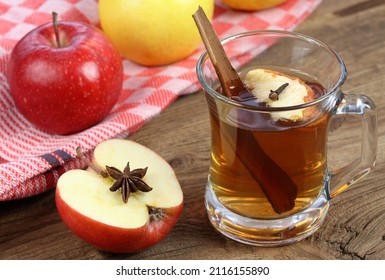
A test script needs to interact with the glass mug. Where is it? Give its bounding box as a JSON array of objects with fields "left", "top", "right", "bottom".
[{"left": 196, "top": 30, "right": 377, "bottom": 246}]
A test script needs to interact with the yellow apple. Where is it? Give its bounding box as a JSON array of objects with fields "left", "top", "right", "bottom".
[
  {"left": 221, "top": 0, "right": 288, "bottom": 11},
  {"left": 99, "top": 0, "right": 214, "bottom": 66}
]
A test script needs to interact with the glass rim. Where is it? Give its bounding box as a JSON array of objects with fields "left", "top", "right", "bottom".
[{"left": 196, "top": 30, "right": 347, "bottom": 111}]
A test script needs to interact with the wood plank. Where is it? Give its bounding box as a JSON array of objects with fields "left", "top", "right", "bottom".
[{"left": 1, "top": 0, "right": 384, "bottom": 260}]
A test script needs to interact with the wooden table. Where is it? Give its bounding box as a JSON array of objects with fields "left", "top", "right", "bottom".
[{"left": 1, "top": 0, "right": 384, "bottom": 260}]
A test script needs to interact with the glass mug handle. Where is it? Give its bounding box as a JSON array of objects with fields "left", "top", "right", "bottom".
[{"left": 328, "top": 93, "right": 377, "bottom": 198}]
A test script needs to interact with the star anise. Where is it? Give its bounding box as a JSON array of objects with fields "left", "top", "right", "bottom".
[{"left": 106, "top": 162, "right": 152, "bottom": 203}]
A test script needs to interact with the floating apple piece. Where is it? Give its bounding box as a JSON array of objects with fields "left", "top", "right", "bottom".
[
  {"left": 7, "top": 12, "right": 123, "bottom": 134},
  {"left": 244, "top": 69, "right": 316, "bottom": 121},
  {"left": 55, "top": 139, "right": 183, "bottom": 253}
]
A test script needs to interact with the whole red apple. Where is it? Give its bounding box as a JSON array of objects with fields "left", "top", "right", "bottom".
[
  {"left": 56, "top": 139, "right": 184, "bottom": 253},
  {"left": 7, "top": 13, "right": 123, "bottom": 134}
]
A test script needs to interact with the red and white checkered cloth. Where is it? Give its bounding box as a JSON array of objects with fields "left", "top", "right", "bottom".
[{"left": 0, "top": 0, "right": 321, "bottom": 201}]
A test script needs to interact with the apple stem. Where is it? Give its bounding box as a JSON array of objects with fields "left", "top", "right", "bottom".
[
  {"left": 52, "top": 11, "right": 61, "bottom": 48},
  {"left": 76, "top": 146, "right": 109, "bottom": 178}
]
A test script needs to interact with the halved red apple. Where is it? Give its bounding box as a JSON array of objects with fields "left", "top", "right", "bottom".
[{"left": 55, "top": 139, "right": 183, "bottom": 253}]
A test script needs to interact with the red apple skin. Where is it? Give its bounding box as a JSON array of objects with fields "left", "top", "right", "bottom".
[
  {"left": 55, "top": 187, "right": 184, "bottom": 253},
  {"left": 7, "top": 20, "right": 123, "bottom": 135}
]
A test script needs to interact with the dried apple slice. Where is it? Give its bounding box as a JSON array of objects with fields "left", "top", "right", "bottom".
[{"left": 244, "top": 68, "right": 317, "bottom": 121}]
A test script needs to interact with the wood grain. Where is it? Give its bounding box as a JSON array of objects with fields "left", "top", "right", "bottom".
[{"left": 1, "top": 0, "right": 385, "bottom": 260}]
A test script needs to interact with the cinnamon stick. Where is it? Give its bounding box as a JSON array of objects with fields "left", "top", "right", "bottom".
[{"left": 193, "top": 7, "right": 297, "bottom": 213}]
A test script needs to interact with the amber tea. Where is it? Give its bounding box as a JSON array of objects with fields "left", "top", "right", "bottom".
[{"left": 207, "top": 68, "right": 329, "bottom": 219}]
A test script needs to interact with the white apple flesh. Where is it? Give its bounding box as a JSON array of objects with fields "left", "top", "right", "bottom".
[
  {"left": 56, "top": 139, "right": 183, "bottom": 253},
  {"left": 244, "top": 69, "right": 316, "bottom": 121}
]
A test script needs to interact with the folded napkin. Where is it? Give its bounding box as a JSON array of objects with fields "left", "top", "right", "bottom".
[{"left": 0, "top": 0, "right": 321, "bottom": 201}]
